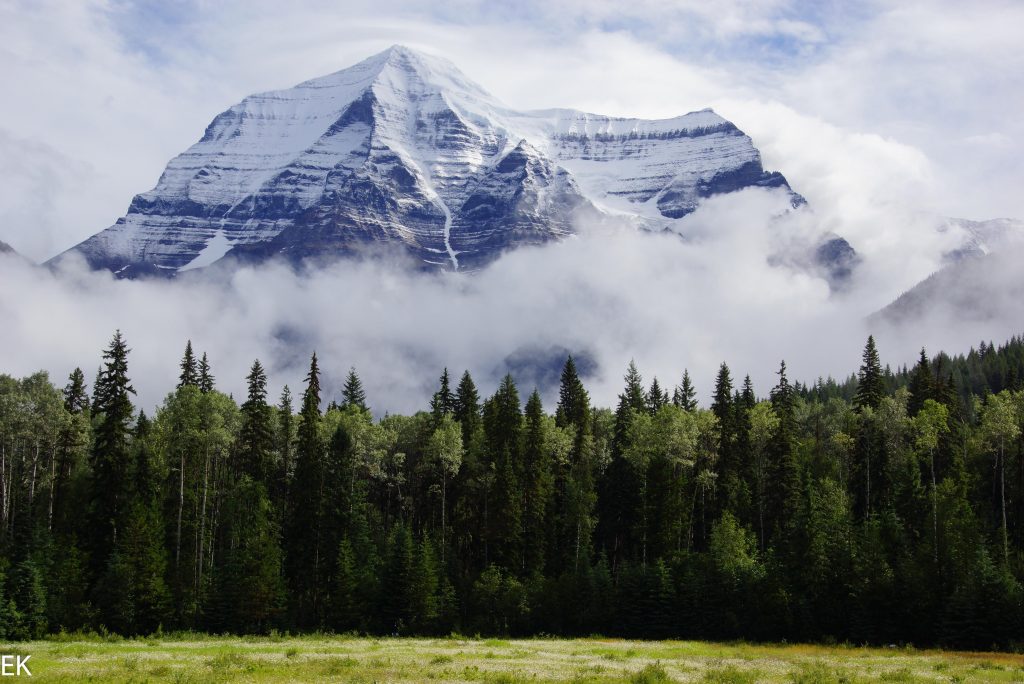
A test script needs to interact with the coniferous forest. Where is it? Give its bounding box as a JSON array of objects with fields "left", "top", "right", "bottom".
[{"left": 1, "top": 332, "right": 1024, "bottom": 649}]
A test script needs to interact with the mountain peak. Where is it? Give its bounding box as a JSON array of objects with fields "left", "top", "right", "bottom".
[
  {"left": 53, "top": 47, "right": 823, "bottom": 279},
  {"left": 292, "top": 44, "right": 493, "bottom": 104}
]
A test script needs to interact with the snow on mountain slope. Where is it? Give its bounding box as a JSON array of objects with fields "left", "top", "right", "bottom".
[
  {"left": 872, "top": 217, "right": 1024, "bottom": 327},
  {"left": 52, "top": 45, "right": 823, "bottom": 277}
]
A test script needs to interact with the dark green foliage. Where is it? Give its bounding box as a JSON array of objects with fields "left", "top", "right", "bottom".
[
  {"left": 209, "top": 477, "right": 284, "bottom": 633},
  {"left": 554, "top": 356, "right": 596, "bottom": 574},
  {"left": 95, "top": 500, "right": 170, "bottom": 634},
  {"left": 88, "top": 330, "right": 135, "bottom": 578},
  {"left": 598, "top": 360, "right": 648, "bottom": 567},
  {"left": 522, "top": 390, "right": 552, "bottom": 577},
  {"left": 178, "top": 340, "right": 198, "bottom": 389},
  {"left": 275, "top": 385, "right": 295, "bottom": 505},
  {"left": 647, "top": 377, "right": 668, "bottom": 413},
  {"left": 341, "top": 367, "right": 368, "bottom": 412},
  {"left": 673, "top": 369, "right": 697, "bottom": 411},
  {"left": 64, "top": 367, "right": 89, "bottom": 413},
  {"left": 430, "top": 368, "right": 454, "bottom": 423},
  {"left": 239, "top": 359, "right": 275, "bottom": 483},
  {"left": 855, "top": 336, "right": 885, "bottom": 411},
  {"left": 2, "top": 330, "right": 1024, "bottom": 649},
  {"left": 198, "top": 352, "right": 215, "bottom": 393},
  {"left": 454, "top": 370, "right": 481, "bottom": 438},
  {"left": 284, "top": 353, "right": 327, "bottom": 628},
  {"left": 907, "top": 349, "right": 935, "bottom": 417},
  {"left": 485, "top": 375, "right": 524, "bottom": 570}
]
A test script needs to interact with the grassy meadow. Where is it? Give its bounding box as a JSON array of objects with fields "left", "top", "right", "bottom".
[{"left": 1, "top": 635, "right": 1022, "bottom": 683}]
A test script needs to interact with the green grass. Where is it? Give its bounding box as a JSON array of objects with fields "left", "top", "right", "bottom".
[{"left": 0, "top": 635, "right": 1020, "bottom": 682}]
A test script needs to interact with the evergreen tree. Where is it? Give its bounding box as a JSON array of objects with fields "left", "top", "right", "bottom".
[
  {"left": 331, "top": 538, "right": 360, "bottom": 632},
  {"left": 275, "top": 385, "right": 295, "bottom": 505},
  {"left": 485, "top": 374, "right": 524, "bottom": 569},
  {"left": 712, "top": 363, "right": 741, "bottom": 523},
  {"left": 53, "top": 369, "right": 90, "bottom": 537},
  {"left": 454, "top": 370, "right": 481, "bottom": 439},
  {"left": 285, "top": 353, "right": 327, "bottom": 628},
  {"left": 712, "top": 364, "right": 735, "bottom": 423},
  {"left": 88, "top": 330, "right": 136, "bottom": 578},
  {"left": 380, "top": 524, "right": 415, "bottom": 633},
  {"left": 740, "top": 375, "right": 756, "bottom": 410},
  {"left": 673, "top": 370, "right": 697, "bottom": 411},
  {"left": 556, "top": 356, "right": 589, "bottom": 429},
  {"left": 613, "top": 361, "right": 647, "bottom": 451},
  {"left": 522, "top": 390, "right": 552, "bottom": 576},
  {"left": 647, "top": 378, "right": 668, "bottom": 414},
  {"left": 198, "top": 352, "right": 215, "bottom": 393},
  {"left": 855, "top": 336, "right": 884, "bottom": 411},
  {"left": 430, "top": 368, "right": 454, "bottom": 424},
  {"left": 211, "top": 477, "right": 285, "bottom": 633},
  {"left": 599, "top": 361, "right": 647, "bottom": 566},
  {"left": 341, "top": 367, "right": 368, "bottom": 412},
  {"left": 767, "top": 361, "right": 800, "bottom": 550},
  {"left": 554, "top": 356, "right": 596, "bottom": 573},
  {"left": 907, "top": 349, "right": 935, "bottom": 417},
  {"left": 64, "top": 368, "right": 89, "bottom": 413},
  {"left": 239, "top": 359, "right": 275, "bottom": 483},
  {"left": 178, "top": 341, "right": 198, "bottom": 389}
]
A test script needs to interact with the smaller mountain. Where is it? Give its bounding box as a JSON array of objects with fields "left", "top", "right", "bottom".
[
  {"left": 872, "top": 217, "right": 1024, "bottom": 327},
  {"left": 0, "top": 240, "right": 31, "bottom": 264}
]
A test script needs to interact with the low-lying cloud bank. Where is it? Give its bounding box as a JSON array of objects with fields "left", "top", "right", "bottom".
[{"left": 1, "top": 189, "right": 1020, "bottom": 415}]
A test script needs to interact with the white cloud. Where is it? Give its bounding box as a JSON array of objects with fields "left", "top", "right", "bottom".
[{"left": 0, "top": 0, "right": 1021, "bottom": 411}]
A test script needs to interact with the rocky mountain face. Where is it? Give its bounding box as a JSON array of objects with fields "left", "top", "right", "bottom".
[{"left": 52, "top": 45, "right": 842, "bottom": 277}]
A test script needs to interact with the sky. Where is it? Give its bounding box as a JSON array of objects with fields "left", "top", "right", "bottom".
[{"left": 0, "top": 0, "right": 1022, "bottom": 412}]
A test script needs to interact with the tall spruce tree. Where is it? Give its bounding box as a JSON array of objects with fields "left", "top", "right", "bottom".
[
  {"left": 285, "top": 353, "right": 327, "bottom": 628},
  {"left": 454, "top": 370, "right": 481, "bottom": 439},
  {"left": 855, "top": 336, "right": 884, "bottom": 411},
  {"left": 712, "top": 363, "right": 741, "bottom": 523},
  {"left": 53, "top": 369, "right": 90, "bottom": 536},
  {"left": 341, "top": 367, "right": 368, "bottom": 412},
  {"left": 522, "top": 390, "right": 552, "bottom": 576},
  {"left": 740, "top": 375, "right": 756, "bottom": 410},
  {"left": 275, "top": 385, "right": 295, "bottom": 505},
  {"left": 908, "top": 349, "right": 935, "bottom": 417},
  {"left": 647, "top": 378, "right": 668, "bottom": 414},
  {"left": 88, "top": 330, "right": 136, "bottom": 578},
  {"left": 554, "top": 355, "right": 595, "bottom": 572},
  {"left": 556, "top": 357, "right": 589, "bottom": 429},
  {"left": 767, "top": 360, "right": 800, "bottom": 549},
  {"left": 96, "top": 411, "right": 170, "bottom": 634},
  {"left": 599, "top": 361, "right": 648, "bottom": 566},
  {"left": 485, "top": 374, "right": 524, "bottom": 569},
  {"left": 198, "top": 352, "right": 215, "bottom": 393},
  {"left": 430, "top": 368, "right": 455, "bottom": 424},
  {"left": 673, "top": 370, "right": 697, "bottom": 411},
  {"left": 178, "top": 341, "right": 198, "bottom": 388},
  {"left": 239, "top": 360, "right": 275, "bottom": 483}
]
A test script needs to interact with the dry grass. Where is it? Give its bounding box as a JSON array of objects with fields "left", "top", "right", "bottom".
[{"left": 1, "top": 635, "right": 1021, "bottom": 682}]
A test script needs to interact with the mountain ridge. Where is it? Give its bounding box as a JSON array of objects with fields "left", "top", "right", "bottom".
[{"left": 52, "top": 45, "right": 831, "bottom": 278}]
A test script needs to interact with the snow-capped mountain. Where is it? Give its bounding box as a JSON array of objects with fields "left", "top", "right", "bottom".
[{"left": 52, "top": 45, "right": 835, "bottom": 277}]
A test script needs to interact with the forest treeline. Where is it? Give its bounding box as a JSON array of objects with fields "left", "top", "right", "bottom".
[{"left": 1, "top": 333, "right": 1023, "bottom": 648}]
